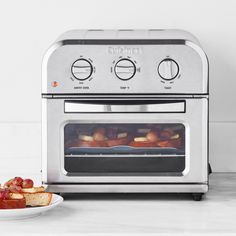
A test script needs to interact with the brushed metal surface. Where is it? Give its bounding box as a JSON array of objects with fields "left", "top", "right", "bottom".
[
  {"left": 45, "top": 184, "right": 208, "bottom": 193},
  {"left": 42, "top": 30, "right": 208, "bottom": 95},
  {"left": 42, "top": 97, "right": 208, "bottom": 185}
]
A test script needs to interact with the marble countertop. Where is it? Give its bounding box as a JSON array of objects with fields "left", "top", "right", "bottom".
[{"left": 0, "top": 173, "right": 235, "bottom": 235}]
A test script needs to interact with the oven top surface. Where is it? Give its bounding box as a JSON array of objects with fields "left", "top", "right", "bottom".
[{"left": 42, "top": 29, "right": 208, "bottom": 96}]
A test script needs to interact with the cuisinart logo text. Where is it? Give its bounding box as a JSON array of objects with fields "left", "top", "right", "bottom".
[{"left": 107, "top": 46, "right": 142, "bottom": 55}]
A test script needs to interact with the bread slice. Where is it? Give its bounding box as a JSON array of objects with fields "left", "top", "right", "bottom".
[
  {"left": 21, "top": 186, "right": 45, "bottom": 193},
  {"left": 23, "top": 192, "right": 52, "bottom": 206}
]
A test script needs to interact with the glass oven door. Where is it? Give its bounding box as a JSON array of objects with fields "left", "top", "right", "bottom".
[{"left": 64, "top": 123, "right": 185, "bottom": 175}]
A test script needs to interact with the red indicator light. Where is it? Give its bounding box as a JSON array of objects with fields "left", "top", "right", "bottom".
[{"left": 52, "top": 81, "right": 58, "bottom": 87}]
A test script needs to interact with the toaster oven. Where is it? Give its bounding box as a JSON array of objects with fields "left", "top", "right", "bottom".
[{"left": 42, "top": 29, "right": 209, "bottom": 200}]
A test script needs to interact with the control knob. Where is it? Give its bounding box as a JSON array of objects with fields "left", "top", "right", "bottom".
[
  {"left": 115, "top": 59, "right": 136, "bottom": 80},
  {"left": 71, "top": 59, "right": 93, "bottom": 80},
  {"left": 158, "top": 59, "right": 179, "bottom": 80}
]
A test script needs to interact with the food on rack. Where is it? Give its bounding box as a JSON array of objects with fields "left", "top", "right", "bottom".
[
  {"left": 93, "top": 127, "right": 107, "bottom": 141},
  {"left": 107, "top": 138, "right": 129, "bottom": 147},
  {"left": 128, "top": 126, "right": 182, "bottom": 148},
  {"left": 65, "top": 125, "right": 183, "bottom": 149},
  {"left": 156, "top": 139, "right": 181, "bottom": 148},
  {"left": 129, "top": 129, "right": 160, "bottom": 147},
  {"left": 134, "top": 137, "right": 148, "bottom": 142},
  {"left": 117, "top": 133, "right": 127, "bottom": 139},
  {"left": 157, "top": 133, "right": 181, "bottom": 148},
  {"left": 79, "top": 134, "right": 94, "bottom": 142},
  {"left": 0, "top": 177, "right": 52, "bottom": 209},
  {"left": 170, "top": 134, "right": 180, "bottom": 140},
  {"left": 101, "top": 127, "right": 130, "bottom": 147},
  {"left": 129, "top": 137, "right": 156, "bottom": 147},
  {"left": 93, "top": 132, "right": 106, "bottom": 141},
  {"left": 78, "top": 133, "right": 108, "bottom": 147},
  {"left": 157, "top": 128, "right": 182, "bottom": 148},
  {"left": 146, "top": 130, "right": 160, "bottom": 142},
  {"left": 106, "top": 131, "right": 129, "bottom": 147}
]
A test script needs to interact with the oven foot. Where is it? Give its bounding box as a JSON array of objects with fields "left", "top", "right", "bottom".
[{"left": 192, "top": 193, "right": 203, "bottom": 201}]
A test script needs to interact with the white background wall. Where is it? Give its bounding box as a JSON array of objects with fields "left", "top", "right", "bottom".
[{"left": 0, "top": 0, "right": 236, "bottom": 178}]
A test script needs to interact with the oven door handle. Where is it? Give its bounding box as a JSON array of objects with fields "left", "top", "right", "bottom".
[{"left": 64, "top": 100, "right": 186, "bottom": 113}]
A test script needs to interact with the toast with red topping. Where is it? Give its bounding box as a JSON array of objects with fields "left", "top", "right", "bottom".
[{"left": 1, "top": 177, "right": 52, "bottom": 209}]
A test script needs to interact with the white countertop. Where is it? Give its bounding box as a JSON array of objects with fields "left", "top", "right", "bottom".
[{"left": 0, "top": 173, "right": 236, "bottom": 235}]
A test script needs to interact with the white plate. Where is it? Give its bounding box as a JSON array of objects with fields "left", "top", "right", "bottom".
[{"left": 0, "top": 194, "right": 63, "bottom": 220}]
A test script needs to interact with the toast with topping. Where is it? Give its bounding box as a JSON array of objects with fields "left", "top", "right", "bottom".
[{"left": 1, "top": 177, "right": 52, "bottom": 209}]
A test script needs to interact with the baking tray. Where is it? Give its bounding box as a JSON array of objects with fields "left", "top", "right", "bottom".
[{"left": 65, "top": 146, "right": 184, "bottom": 155}]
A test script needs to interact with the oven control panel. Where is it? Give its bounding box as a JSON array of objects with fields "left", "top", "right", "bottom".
[{"left": 43, "top": 35, "right": 208, "bottom": 94}]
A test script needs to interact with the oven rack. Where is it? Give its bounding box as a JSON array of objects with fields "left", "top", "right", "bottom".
[
  {"left": 65, "top": 146, "right": 184, "bottom": 155},
  {"left": 65, "top": 154, "right": 185, "bottom": 158}
]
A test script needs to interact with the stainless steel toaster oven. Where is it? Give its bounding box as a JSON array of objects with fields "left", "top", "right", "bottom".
[{"left": 42, "top": 29, "right": 209, "bottom": 200}]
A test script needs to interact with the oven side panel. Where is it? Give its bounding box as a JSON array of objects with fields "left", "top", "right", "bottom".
[{"left": 42, "top": 98, "right": 48, "bottom": 183}]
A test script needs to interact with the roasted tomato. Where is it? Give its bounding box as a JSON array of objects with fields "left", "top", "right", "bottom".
[
  {"left": 22, "top": 179, "right": 34, "bottom": 188},
  {"left": 12, "top": 177, "right": 23, "bottom": 187}
]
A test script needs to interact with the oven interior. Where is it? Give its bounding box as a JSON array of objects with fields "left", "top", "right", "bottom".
[{"left": 64, "top": 123, "right": 186, "bottom": 175}]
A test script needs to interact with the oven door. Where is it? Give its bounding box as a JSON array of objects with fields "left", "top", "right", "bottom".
[{"left": 42, "top": 98, "right": 208, "bottom": 184}]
